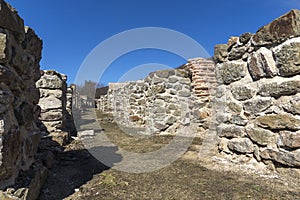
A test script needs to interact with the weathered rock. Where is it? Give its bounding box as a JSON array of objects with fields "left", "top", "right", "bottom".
[
  {"left": 243, "top": 97, "right": 272, "bottom": 115},
  {"left": 155, "top": 70, "right": 175, "bottom": 78},
  {"left": 252, "top": 9, "right": 300, "bottom": 46},
  {"left": 246, "top": 126, "right": 276, "bottom": 146},
  {"left": 217, "top": 124, "right": 245, "bottom": 138},
  {"left": 258, "top": 79, "right": 300, "bottom": 98},
  {"left": 248, "top": 47, "right": 278, "bottom": 80},
  {"left": 231, "top": 85, "right": 256, "bottom": 101},
  {"left": 216, "top": 61, "right": 246, "bottom": 84},
  {"left": 278, "top": 131, "right": 300, "bottom": 149},
  {"left": 214, "top": 44, "right": 228, "bottom": 63},
  {"left": 281, "top": 94, "right": 300, "bottom": 115},
  {"left": 256, "top": 114, "right": 300, "bottom": 131},
  {"left": 228, "top": 45, "right": 248, "bottom": 61},
  {"left": 227, "top": 36, "right": 239, "bottom": 48},
  {"left": 227, "top": 138, "right": 254, "bottom": 154},
  {"left": 39, "top": 96, "right": 62, "bottom": 110},
  {"left": 0, "top": 1, "right": 42, "bottom": 189},
  {"left": 40, "top": 109, "right": 63, "bottom": 121},
  {"left": 239, "top": 32, "right": 253, "bottom": 44},
  {"left": 36, "top": 73, "right": 64, "bottom": 89},
  {"left": 273, "top": 37, "right": 300, "bottom": 76},
  {"left": 0, "top": 31, "right": 10, "bottom": 64},
  {"left": 227, "top": 101, "right": 242, "bottom": 113},
  {"left": 0, "top": 0, "right": 25, "bottom": 41},
  {"left": 260, "top": 148, "right": 300, "bottom": 167}
]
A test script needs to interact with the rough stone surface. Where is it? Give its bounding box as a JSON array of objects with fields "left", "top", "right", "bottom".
[
  {"left": 216, "top": 61, "right": 246, "bottom": 84},
  {"left": 217, "top": 124, "right": 245, "bottom": 138},
  {"left": 258, "top": 79, "right": 300, "bottom": 98},
  {"left": 256, "top": 114, "right": 300, "bottom": 131},
  {"left": 215, "top": 9, "right": 300, "bottom": 169},
  {"left": 252, "top": 9, "right": 300, "bottom": 46},
  {"left": 246, "top": 126, "right": 276, "bottom": 146},
  {"left": 248, "top": 47, "right": 278, "bottom": 80},
  {"left": 231, "top": 86, "right": 256, "bottom": 101},
  {"left": 260, "top": 149, "right": 300, "bottom": 167},
  {"left": 0, "top": 1, "right": 42, "bottom": 189},
  {"left": 278, "top": 131, "right": 300, "bottom": 149},
  {"left": 214, "top": 44, "right": 228, "bottom": 63},
  {"left": 214, "top": 44, "right": 228, "bottom": 62},
  {"left": 227, "top": 138, "right": 254, "bottom": 154},
  {"left": 36, "top": 70, "right": 68, "bottom": 135},
  {"left": 273, "top": 37, "right": 300, "bottom": 76}
]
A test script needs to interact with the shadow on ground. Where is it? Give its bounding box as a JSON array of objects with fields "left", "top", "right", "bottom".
[{"left": 39, "top": 142, "right": 122, "bottom": 200}]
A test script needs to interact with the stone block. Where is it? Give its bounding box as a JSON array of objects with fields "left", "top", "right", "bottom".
[
  {"left": 248, "top": 47, "right": 278, "bottom": 80},
  {"left": 216, "top": 61, "right": 246, "bottom": 84},
  {"left": 256, "top": 114, "right": 300, "bottom": 131},
  {"left": 246, "top": 125, "right": 276, "bottom": 146},
  {"left": 273, "top": 37, "right": 300, "bottom": 76},
  {"left": 252, "top": 9, "right": 300, "bottom": 46},
  {"left": 227, "top": 138, "right": 254, "bottom": 154}
]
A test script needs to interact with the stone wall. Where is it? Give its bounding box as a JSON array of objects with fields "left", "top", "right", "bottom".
[
  {"left": 214, "top": 9, "right": 300, "bottom": 168},
  {"left": 0, "top": 0, "right": 42, "bottom": 188},
  {"left": 36, "top": 70, "right": 70, "bottom": 145},
  {"left": 101, "top": 68, "right": 205, "bottom": 135}
]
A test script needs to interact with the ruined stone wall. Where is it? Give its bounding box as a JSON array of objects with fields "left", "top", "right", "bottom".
[
  {"left": 0, "top": 0, "right": 42, "bottom": 188},
  {"left": 36, "top": 70, "right": 70, "bottom": 145},
  {"left": 106, "top": 69, "right": 203, "bottom": 135},
  {"left": 214, "top": 9, "right": 300, "bottom": 168}
]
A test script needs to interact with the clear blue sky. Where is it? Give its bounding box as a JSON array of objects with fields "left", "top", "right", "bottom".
[{"left": 6, "top": 0, "right": 300, "bottom": 85}]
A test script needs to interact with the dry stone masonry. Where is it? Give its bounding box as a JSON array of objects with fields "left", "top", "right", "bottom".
[
  {"left": 0, "top": 0, "right": 43, "bottom": 188},
  {"left": 101, "top": 68, "right": 203, "bottom": 135},
  {"left": 214, "top": 9, "right": 300, "bottom": 168},
  {"left": 36, "top": 70, "right": 71, "bottom": 145}
]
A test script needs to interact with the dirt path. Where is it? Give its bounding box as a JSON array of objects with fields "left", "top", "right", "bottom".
[{"left": 39, "top": 110, "right": 300, "bottom": 200}]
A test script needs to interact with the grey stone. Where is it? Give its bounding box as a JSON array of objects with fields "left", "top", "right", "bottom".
[
  {"left": 243, "top": 97, "right": 272, "bottom": 115},
  {"left": 258, "top": 80, "right": 300, "bottom": 98},
  {"left": 256, "top": 114, "right": 300, "bottom": 131},
  {"left": 252, "top": 9, "right": 300, "bottom": 46},
  {"left": 228, "top": 45, "right": 248, "bottom": 61},
  {"left": 178, "top": 89, "right": 191, "bottom": 97},
  {"left": 246, "top": 126, "right": 276, "bottom": 146},
  {"left": 40, "top": 110, "right": 63, "bottom": 121},
  {"left": 273, "top": 38, "right": 300, "bottom": 76},
  {"left": 214, "top": 44, "right": 228, "bottom": 63},
  {"left": 227, "top": 138, "right": 254, "bottom": 154},
  {"left": 36, "top": 74, "right": 64, "bottom": 89},
  {"left": 216, "top": 61, "right": 246, "bottom": 84},
  {"left": 239, "top": 32, "right": 253, "bottom": 44},
  {"left": 175, "top": 69, "right": 190, "bottom": 78},
  {"left": 260, "top": 148, "right": 300, "bottom": 167},
  {"left": 39, "top": 96, "right": 62, "bottom": 110},
  {"left": 217, "top": 124, "right": 245, "bottom": 138},
  {"left": 0, "top": 1, "right": 25, "bottom": 41},
  {"left": 231, "top": 85, "right": 256, "bottom": 101},
  {"left": 155, "top": 70, "right": 174, "bottom": 78},
  {"left": 278, "top": 131, "right": 300, "bottom": 149},
  {"left": 178, "top": 78, "right": 191, "bottom": 85},
  {"left": 248, "top": 47, "right": 278, "bottom": 80}
]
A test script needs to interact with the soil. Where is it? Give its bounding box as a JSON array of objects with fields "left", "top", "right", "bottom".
[{"left": 38, "top": 110, "right": 300, "bottom": 200}]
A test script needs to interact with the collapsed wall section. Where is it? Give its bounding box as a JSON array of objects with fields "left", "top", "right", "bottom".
[
  {"left": 0, "top": 0, "right": 42, "bottom": 188},
  {"left": 214, "top": 9, "right": 300, "bottom": 168}
]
